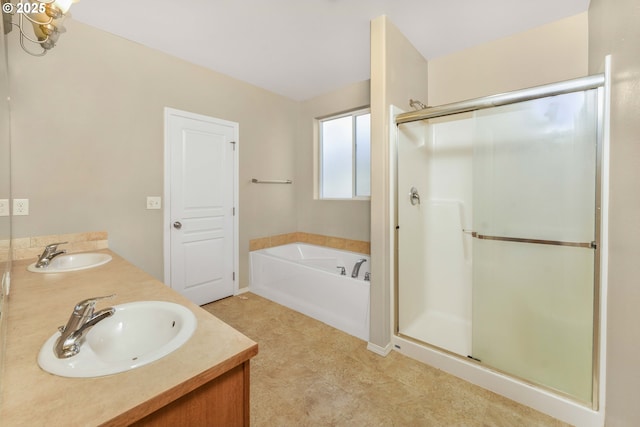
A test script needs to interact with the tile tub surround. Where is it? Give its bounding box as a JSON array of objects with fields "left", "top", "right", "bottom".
[
  {"left": 249, "top": 232, "right": 370, "bottom": 255},
  {"left": 205, "top": 293, "right": 569, "bottom": 427},
  {"left": 5, "top": 231, "right": 109, "bottom": 262}
]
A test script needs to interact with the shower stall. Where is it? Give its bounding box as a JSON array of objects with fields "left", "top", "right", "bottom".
[{"left": 394, "top": 75, "right": 605, "bottom": 409}]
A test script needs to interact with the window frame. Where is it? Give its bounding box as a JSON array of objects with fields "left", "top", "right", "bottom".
[{"left": 317, "top": 107, "right": 371, "bottom": 201}]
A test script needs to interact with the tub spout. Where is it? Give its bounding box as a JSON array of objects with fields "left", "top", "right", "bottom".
[{"left": 351, "top": 259, "right": 367, "bottom": 278}]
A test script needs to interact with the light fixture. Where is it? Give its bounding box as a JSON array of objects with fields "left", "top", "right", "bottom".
[{"left": 2, "top": 0, "right": 79, "bottom": 56}]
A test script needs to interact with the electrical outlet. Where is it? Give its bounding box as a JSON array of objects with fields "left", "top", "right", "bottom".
[
  {"left": 0, "top": 199, "right": 9, "bottom": 216},
  {"left": 146, "top": 196, "right": 161, "bottom": 210},
  {"left": 13, "top": 199, "right": 29, "bottom": 216}
]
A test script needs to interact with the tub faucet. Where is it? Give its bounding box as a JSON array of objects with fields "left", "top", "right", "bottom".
[
  {"left": 54, "top": 295, "right": 116, "bottom": 358},
  {"left": 351, "top": 259, "right": 367, "bottom": 278},
  {"left": 35, "top": 241, "right": 68, "bottom": 268},
  {"left": 337, "top": 266, "right": 346, "bottom": 276}
]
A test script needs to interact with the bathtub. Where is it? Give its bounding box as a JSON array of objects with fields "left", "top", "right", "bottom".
[{"left": 249, "top": 243, "right": 370, "bottom": 341}]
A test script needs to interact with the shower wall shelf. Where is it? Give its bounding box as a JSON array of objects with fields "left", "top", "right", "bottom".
[{"left": 251, "top": 179, "right": 293, "bottom": 184}]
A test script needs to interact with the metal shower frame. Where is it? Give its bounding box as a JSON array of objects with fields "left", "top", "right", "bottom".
[{"left": 393, "top": 73, "right": 606, "bottom": 409}]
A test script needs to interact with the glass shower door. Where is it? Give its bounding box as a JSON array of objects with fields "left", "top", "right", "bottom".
[
  {"left": 396, "top": 115, "right": 474, "bottom": 358},
  {"left": 470, "top": 90, "right": 599, "bottom": 403}
]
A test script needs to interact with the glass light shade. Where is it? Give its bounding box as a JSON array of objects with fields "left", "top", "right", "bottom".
[
  {"left": 39, "top": 23, "right": 57, "bottom": 36},
  {"left": 53, "top": 0, "right": 74, "bottom": 14},
  {"left": 30, "top": 20, "right": 59, "bottom": 49},
  {"left": 30, "top": 19, "right": 48, "bottom": 40}
]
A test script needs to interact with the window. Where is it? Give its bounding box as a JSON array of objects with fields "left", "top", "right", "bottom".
[{"left": 319, "top": 108, "right": 370, "bottom": 199}]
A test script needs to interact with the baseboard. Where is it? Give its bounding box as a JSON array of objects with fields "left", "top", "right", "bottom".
[
  {"left": 367, "top": 341, "right": 392, "bottom": 356},
  {"left": 236, "top": 286, "right": 250, "bottom": 295}
]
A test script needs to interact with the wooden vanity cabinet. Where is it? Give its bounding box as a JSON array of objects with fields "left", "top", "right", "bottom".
[{"left": 108, "top": 361, "right": 251, "bottom": 427}]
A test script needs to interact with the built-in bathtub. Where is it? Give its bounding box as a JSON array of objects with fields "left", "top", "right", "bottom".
[{"left": 249, "top": 243, "right": 370, "bottom": 341}]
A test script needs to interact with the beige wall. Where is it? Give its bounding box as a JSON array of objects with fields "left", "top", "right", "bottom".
[
  {"left": 8, "top": 19, "right": 298, "bottom": 287},
  {"left": 296, "top": 80, "right": 370, "bottom": 241},
  {"left": 589, "top": 0, "right": 640, "bottom": 425},
  {"left": 428, "top": 12, "right": 589, "bottom": 106},
  {"left": 370, "top": 16, "right": 429, "bottom": 349}
]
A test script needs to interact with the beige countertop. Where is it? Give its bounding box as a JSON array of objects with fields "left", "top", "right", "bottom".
[{"left": 0, "top": 249, "right": 258, "bottom": 427}]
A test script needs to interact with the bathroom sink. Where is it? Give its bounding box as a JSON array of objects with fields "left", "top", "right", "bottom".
[
  {"left": 27, "top": 252, "right": 112, "bottom": 273},
  {"left": 38, "top": 301, "right": 197, "bottom": 378}
]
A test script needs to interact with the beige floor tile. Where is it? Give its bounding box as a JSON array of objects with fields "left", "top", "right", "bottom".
[{"left": 203, "top": 293, "right": 571, "bottom": 427}]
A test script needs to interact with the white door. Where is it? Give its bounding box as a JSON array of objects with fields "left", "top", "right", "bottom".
[{"left": 164, "top": 108, "right": 238, "bottom": 305}]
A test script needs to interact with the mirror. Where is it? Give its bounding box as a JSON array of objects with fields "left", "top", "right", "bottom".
[{"left": 0, "top": 3, "right": 12, "bottom": 365}]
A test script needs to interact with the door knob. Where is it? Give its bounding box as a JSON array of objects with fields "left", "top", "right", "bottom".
[
  {"left": 173, "top": 221, "right": 182, "bottom": 229},
  {"left": 409, "top": 187, "right": 421, "bottom": 206}
]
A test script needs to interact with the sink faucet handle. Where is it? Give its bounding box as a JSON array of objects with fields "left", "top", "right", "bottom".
[
  {"left": 44, "top": 241, "right": 68, "bottom": 251},
  {"left": 35, "top": 242, "right": 70, "bottom": 268},
  {"left": 55, "top": 295, "right": 117, "bottom": 359},
  {"left": 73, "top": 294, "right": 116, "bottom": 316}
]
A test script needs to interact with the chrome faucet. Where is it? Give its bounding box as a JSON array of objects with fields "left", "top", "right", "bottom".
[
  {"left": 337, "top": 266, "right": 346, "bottom": 276},
  {"left": 35, "top": 241, "right": 68, "bottom": 268},
  {"left": 351, "top": 259, "right": 367, "bottom": 278},
  {"left": 54, "top": 295, "right": 116, "bottom": 358}
]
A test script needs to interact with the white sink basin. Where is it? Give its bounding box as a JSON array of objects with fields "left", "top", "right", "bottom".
[
  {"left": 27, "top": 253, "right": 112, "bottom": 273},
  {"left": 38, "top": 301, "right": 197, "bottom": 378}
]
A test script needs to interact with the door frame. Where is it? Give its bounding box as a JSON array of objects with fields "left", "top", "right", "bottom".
[{"left": 163, "top": 107, "right": 239, "bottom": 296}]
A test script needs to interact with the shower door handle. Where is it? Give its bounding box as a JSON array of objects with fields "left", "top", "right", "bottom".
[
  {"left": 173, "top": 221, "right": 182, "bottom": 230},
  {"left": 409, "top": 187, "right": 421, "bottom": 206},
  {"left": 465, "top": 230, "right": 595, "bottom": 249}
]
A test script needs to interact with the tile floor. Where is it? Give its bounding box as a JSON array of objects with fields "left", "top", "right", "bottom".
[{"left": 203, "top": 293, "right": 570, "bottom": 427}]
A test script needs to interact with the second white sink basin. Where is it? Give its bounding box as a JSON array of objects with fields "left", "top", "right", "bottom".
[
  {"left": 27, "top": 252, "right": 112, "bottom": 273},
  {"left": 38, "top": 301, "right": 197, "bottom": 377}
]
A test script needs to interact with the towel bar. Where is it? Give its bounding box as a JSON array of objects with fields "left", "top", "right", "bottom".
[{"left": 251, "top": 178, "right": 293, "bottom": 184}]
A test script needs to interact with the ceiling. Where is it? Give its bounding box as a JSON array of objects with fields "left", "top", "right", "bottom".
[{"left": 70, "top": 0, "right": 590, "bottom": 101}]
